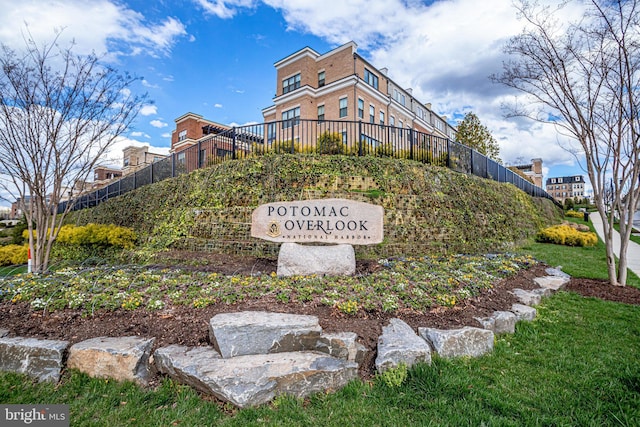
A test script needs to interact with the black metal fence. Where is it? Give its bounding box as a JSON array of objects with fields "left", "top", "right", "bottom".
[{"left": 59, "top": 119, "right": 558, "bottom": 213}]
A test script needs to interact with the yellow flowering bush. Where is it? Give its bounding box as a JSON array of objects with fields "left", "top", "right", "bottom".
[
  {"left": 536, "top": 224, "right": 597, "bottom": 247},
  {"left": 565, "top": 210, "right": 584, "bottom": 219},
  {"left": 0, "top": 244, "right": 28, "bottom": 266}
]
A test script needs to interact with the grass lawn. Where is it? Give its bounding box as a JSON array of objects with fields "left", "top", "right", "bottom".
[
  {"left": 0, "top": 265, "right": 27, "bottom": 276},
  {"left": 1, "top": 292, "right": 638, "bottom": 426}
]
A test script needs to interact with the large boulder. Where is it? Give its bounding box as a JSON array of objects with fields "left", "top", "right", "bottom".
[
  {"left": 209, "top": 311, "right": 322, "bottom": 358},
  {"left": 155, "top": 345, "right": 358, "bottom": 408},
  {"left": 67, "top": 336, "right": 155, "bottom": 385},
  {"left": 0, "top": 329, "right": 8, "bottom": 338},
  {"left": 277, "top": 243, "right": 355, "bottom": 277},
  {"left": 418, "top": 327, "right": 494, "bottom": 358},
  {"left": 0, "top": 336, "right": 68, "bottom": 382},
  {"left": 375, "top": 318, "right": 431, "bottom": 372}
]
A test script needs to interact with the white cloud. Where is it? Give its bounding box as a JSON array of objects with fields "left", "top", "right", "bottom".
[
  {"left": 130, "top": 131, "right": 151, "bottom": 138},
  {"left": 195, "top": 0, "right": 256, "bottom": 18},
  {"left": 0, "top": 0, "right": 187, "bottom": 60},
  {"left": 140, "top": 105, "right": 158, "bottom": 116},
  {"left": 214, "top": 103, "right": 223, "bottom": 108},
  {"left": 161, "top": 133, "right": 172, "bottom": 138},
  {"left": 150, "top": 120, "right": 168, "bottom": 128},
  {"left": 142, "top": 80, "right": 160, "bottom": 89}
]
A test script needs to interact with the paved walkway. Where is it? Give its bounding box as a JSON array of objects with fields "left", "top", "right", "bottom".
[{"left": 590, "top": 212, "right": 640, "bottom": 279}]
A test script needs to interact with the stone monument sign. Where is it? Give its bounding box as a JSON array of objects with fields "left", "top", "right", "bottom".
[
  {"left": 251, "top": 198, "right": 383, "bottom": 245},
  {"left": 251, "top": 199, "right": 384, "bottom": 277}
]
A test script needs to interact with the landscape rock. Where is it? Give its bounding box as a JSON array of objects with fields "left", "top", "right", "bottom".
[
  {"left": 0, "top": 336, "right": 68, "bottom": 382},
  {"left": 315, "top": 332, "right": 367, "bottom": 364},
  {"left": 0, "top": 329, "right": 8, "bottom": 338},
  {"left": 534, "top": 275, "right": 570, "bottom": 291},
  {"left": 511, "top": 288, "right": 542, "bottom": 306},
  {"left": 418, "top": 327, "right": 494, "bottom": 358},
  {"left": 155, "top": 345, "right": 358, "bottom": 408},
  {"left": 474, "top": 316, "right": 495, "bottom": 332},
  {"left": 492, "top": 311, "right": 517, "bottom": 334},
  {"left": 67, "top": 336, "right": 155, "bottom": 385},
  {"left": 511, "top": 304, "right": 537, "bottom": 321},
  {"left": 209, "top": 311, "right": 321, "bottom": 358},
  {"left": 154, "top": 345, "right": 222, "bottom": 393},
  {"left": 545, "top": 267, "right": 571, "bottom": 279},
  {"left": 277, "top": 243, "right": 355, "bottom": 277},
  {"left": 375, "top": 318, "right": 431, "bottom": 372}
]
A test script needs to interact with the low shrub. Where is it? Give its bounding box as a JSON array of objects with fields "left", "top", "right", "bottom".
[
  {"left": 565, "top": 210, "right": 584, "bottom": 219},
  {"left": 536, "top": 224, "right": 597, "bottom": 247},
  {"left": 49, "top": 224, "right": 137, "bottom": 249},
  {"left": 0, "top": 244, "right": 28, "bottom": 266}
]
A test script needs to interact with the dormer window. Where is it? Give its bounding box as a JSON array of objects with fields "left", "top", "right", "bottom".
[{"left": 364, "top": 68, "right": 378, "bottom": 89}]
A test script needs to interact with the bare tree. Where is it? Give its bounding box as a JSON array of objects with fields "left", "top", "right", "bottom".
[
  {"left": 0, "top": 32, "right": 145, "bottom": 273},
  {"left": 493, "top": 0, "right": 640, "bottom": 286}
]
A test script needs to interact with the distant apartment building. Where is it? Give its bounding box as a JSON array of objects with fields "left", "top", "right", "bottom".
[
  {"left": 511, "top": 158, "right": 543, "bottom": 188},
  {"left": 546, "top": 175, "right": 586, "bottom": 203},
  {"left": 123, "top": 146, "right": 168, "bottom": 176},
  {"left": 93, "top": 166, "right": 123, "bottom": 188},
  {"left": 170, "top": 112, "right": 237, "bottom": 171},
  {"left": 262, "top": 42, "right": 457, "bottom": 142}
]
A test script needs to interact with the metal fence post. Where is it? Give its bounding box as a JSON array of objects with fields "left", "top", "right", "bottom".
[
  {"left": 358, "top": 121, "right": 363, "bottom": 156},
  {"left": 232, "top": 127, "right": 237, "bottom": 160}
]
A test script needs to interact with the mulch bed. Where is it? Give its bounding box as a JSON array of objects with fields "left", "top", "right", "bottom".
[{"left": 1, "top": 253, "right": 639, "bottom": 380}]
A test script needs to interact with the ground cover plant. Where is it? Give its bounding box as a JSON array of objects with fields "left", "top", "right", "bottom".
[{"left": 0, "top": 253, "right": 535, "bottom": 316}]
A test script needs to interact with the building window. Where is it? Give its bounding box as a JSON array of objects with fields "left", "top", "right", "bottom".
[
  {"left": 380, "top": 111, "right": 385, "bottom": 125},
  {"left": 358, "top": 99, "right": 364, "bottom": 119},
  {"left": 317, "top": 105, "right": 325, "bottom": 121},
  {"left": 394, "top": 89, "right": 406, "bottom": 106},
  {"left": 123, "top": 158, "right": 130, "bottom": 167},
  {"left": 177, "top": 152, "right": 185, "bottom": 164},
  {"left": 339, "top": 97, "right": 348, "bottom": 118},
  {"left": 369, "top": 105, "right": 375, "bottom": 124},
  {"left": 267, "top": 122, "right": 276, "bottom": 143},
  {"left": 318, "top": 71, "right": 325, "bottom": 87},
  {"left": 282, "top": 73, "right": 301, "bottom": 94},
  {"left": 178, "top": 130, "right": 187, "bottom": 142},
  {"left": 282, "top": 107, "right": 300, "bottom": 128},
  {"left": 364, "top": 68, "right": 378, "bottom": 89}
]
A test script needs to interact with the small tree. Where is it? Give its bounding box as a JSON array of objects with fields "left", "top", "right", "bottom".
[
  {"left": 493, "top": 0, "right": 640, "bottom": 286},
  {"left": 0, "top": 33, "right": 145, "bottom": 273},
  {"left": 455, "top": 112, "right": 502, "bottom": 162}
]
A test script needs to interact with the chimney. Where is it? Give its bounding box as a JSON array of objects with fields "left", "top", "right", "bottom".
[
  {"left": 380, "top": 67, "right": 388, "bottom": 76},
  {"left": 406, "top": 88, "right": 413, "bottom": 95}
]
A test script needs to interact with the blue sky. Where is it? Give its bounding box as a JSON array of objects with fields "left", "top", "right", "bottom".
[{"left": 0, "top": 0, "right": 591, "bottom": 196}]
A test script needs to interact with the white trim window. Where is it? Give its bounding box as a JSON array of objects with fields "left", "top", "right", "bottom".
[{"left": 282, "top": 73, "right": 301, "bottom": 94}]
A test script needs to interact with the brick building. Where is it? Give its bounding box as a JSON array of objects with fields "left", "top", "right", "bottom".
[
  {"left": 262, "top": 42, "right": 457, "bottom": 141},
  {"left": 546, "top": 175, "right": 586, "bottom": 203},
  {"left": 511, "top": 158, "right": 543, "bottom": 188}
]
